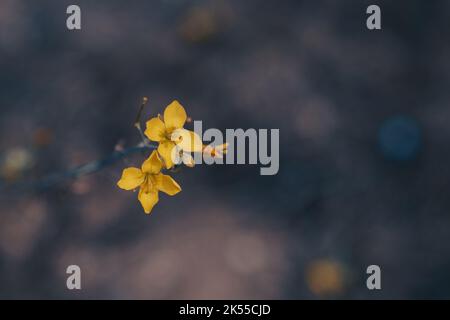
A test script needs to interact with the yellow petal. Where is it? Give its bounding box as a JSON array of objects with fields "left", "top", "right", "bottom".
[
  {"left": 169, "top": 144, "right": 184, "bottom": 166},
  {"left": 138, "top": 188, "right": 159, "bottom": 214},
  {"left": 202, "top": 144, "right": 213, "bottom": 154},
  {"left": 157, "top": 140, "right": 176, "bottom": 169},
  {"left": 217, "top": 143, "right": 229, "bottom": 152},
  {"left": 145, "top": 117, "right": 167, "bottom": 142},
  {"left": 155, "top": 173, "right": 182, "bottom": 196},
  {"left": 181, "top": 152, "right": 195, "bottom": 167},
  {"left": 214, "top": 143, "right": 228, "bottom": 157},
  {"left": 172, "top": 129, "right": 203, "bottom": 152},
  {"left": 117, "top": 167, "right": 145, "bottom": 190},
  {"left": 203, "top": 143, "right": 228, "bottom": 158},
  {"left": 164, "top": 100, "right": 187, "bottom": 131},
  {"left": 141, "top": 150, "right": 163, "bottom": 174}
]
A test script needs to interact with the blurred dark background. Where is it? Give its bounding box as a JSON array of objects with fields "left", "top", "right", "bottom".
[{"left": 1, "top": 0, "right": 450, "bottom": 299}]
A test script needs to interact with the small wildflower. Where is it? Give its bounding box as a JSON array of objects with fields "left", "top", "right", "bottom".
[
  {"left": 117, "top": 150, "right": 181, "bottom": 214},
  {"left": 171, "top": 144, "right": 195, "bottom": 168},
  {"left": 203, "top": 143, "right": 228, "bottom": 159},
  {"left": 144, "top": 100, "right": 202, "bottom": 168}
]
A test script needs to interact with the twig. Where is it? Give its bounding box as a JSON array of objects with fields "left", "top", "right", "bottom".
[
  {"left": 1, "top": 98, "right": 157, "bottom": 193},
  {"left": 134, "top": 97, "right": 150, "bottom": 145},
  {"left": 3, "top": 144, "right": 156, "bottom": 192}
]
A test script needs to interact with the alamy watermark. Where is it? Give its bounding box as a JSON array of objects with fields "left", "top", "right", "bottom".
[
  {"left": 66, "top": 265, "right": 81, "bottom": 290},
  {"left": 366, "top": 265, "right": 381, "bottom": 290},
  {"left": 169, "top": 121, "right": 279, "bottom": 176}
]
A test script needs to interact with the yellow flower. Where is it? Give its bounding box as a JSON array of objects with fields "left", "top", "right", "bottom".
[
  {"left": 144, "top": 100, "right": 202, "bottom": 168},
  {"left": 203, "top": 143, "right": 228, "bottom": 159},
  {"left": 171, "top": 144, "right": 196, "bottom": 168},
  {"left": 117, "top": 150, "right": 181, "bottom": 214}
]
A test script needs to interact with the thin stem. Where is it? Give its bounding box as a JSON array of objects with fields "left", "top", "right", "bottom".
[
  {"left": 134, "top": 96, "right": 148, "bottom": 127},
  {"left": 2, "top": 97, "right": 160, "bottom": 192},
  {"left": 134, "top": 97, "right": 150, "bottom": 145},
  {"left": 4, "top": 144, "right": 156, "bottom": 192},
  {"left": 135, "top": 124, "right": 149, "bottom": 146}
]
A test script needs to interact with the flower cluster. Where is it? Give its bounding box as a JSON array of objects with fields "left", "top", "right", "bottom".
[{"left": 117, "top": 100, "right": 226, "bottom": 214}]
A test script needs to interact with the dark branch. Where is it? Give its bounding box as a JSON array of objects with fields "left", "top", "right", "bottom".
[{"left": 3, "top": 144, "right": 156, "bottom": 192}]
